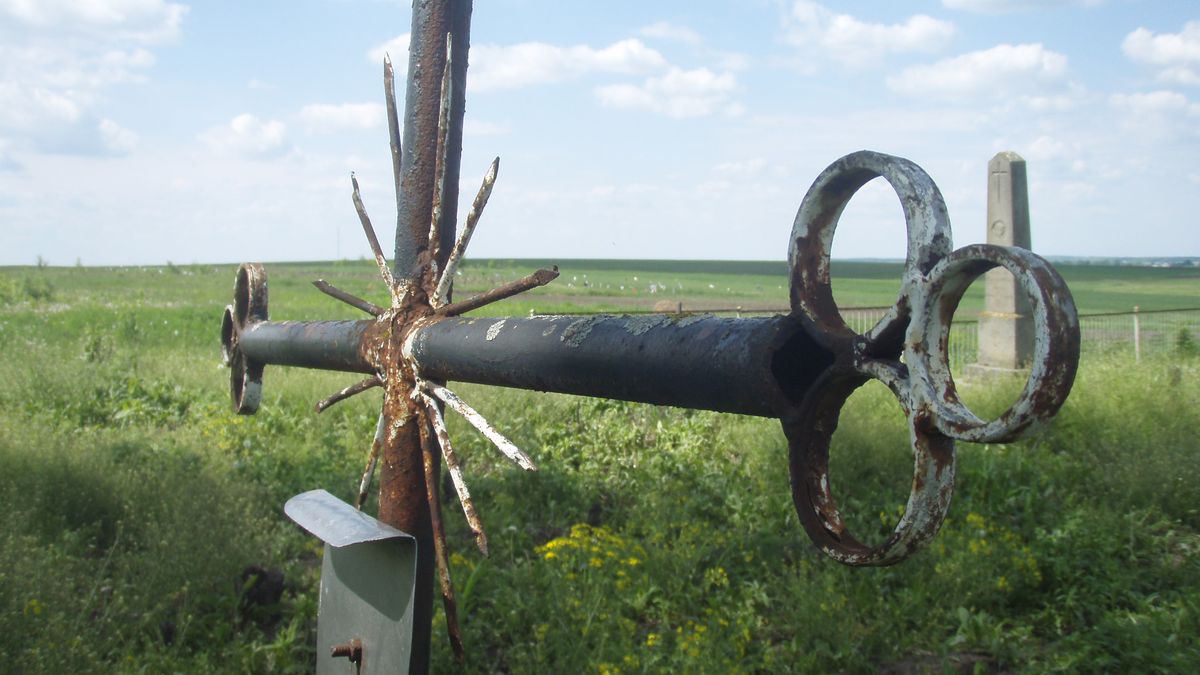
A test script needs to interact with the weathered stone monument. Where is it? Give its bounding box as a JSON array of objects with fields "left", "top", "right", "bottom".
[{"left": 974, "top": 151, "right": 1035, "bottom": 372}]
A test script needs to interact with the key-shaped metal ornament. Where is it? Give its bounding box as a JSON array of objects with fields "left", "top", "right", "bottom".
[
  {"left": 222, "top": 148, "right": 1079, "bottom": 567},
  {"left": 219, "top": 2, "right": 1079, "bottom": 666}
]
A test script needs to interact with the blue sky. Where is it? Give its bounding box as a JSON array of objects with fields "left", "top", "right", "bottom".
[{"left": 1, "top": 0, "right": 1197, "bottom": 266}]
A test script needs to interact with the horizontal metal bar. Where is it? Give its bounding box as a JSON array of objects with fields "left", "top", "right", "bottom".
[
  {"left": 410, "top": 313, "right": 825, "bottom": 417},
  {"left": 236, "top": 313, "right": 833, "bottom": 418},
  {"left": 240, "top": 320, "right": 374, "bottom": 374}
]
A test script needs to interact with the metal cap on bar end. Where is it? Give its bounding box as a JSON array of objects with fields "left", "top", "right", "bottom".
[{"left": 221, "top": 263, "right": 268, "bottom": 414}]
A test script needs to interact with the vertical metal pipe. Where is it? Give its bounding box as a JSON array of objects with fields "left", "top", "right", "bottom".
[
  {"left": 394, "top": 0, "right": 472, "bottom": 281},
  {"left": 383, "top": 1, "right": 472, "bottom": 671}
]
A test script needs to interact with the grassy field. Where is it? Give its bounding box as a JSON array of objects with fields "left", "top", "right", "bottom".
[{"left": 0, "top": 259, "right": 1197, "bottom": 672}]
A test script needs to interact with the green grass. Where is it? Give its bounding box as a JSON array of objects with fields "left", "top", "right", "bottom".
[
  {"left": 2, "top": 257, "right": 1192, "bottom": 318},
  {"left": 0, "top": 260, "right": 1197, "bottom": 672}
]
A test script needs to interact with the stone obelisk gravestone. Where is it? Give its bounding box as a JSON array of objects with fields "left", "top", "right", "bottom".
[{"left": 974, "top": 151, "right": 1034, "bottom": 372}]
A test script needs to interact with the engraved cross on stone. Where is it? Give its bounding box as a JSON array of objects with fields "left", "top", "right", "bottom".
[{"left": 976, "top": 151, "right": 1035, "bottom": 372}]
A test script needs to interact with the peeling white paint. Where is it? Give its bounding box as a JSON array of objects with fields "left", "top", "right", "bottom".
[
  {"left": 623, "top": 315, "right": 668, "bottom": 336},
  {"left": 560, "top": 317, "right": 599, "bottom": 347},
  {"left": 485, "top": 319, "right": 506, "bottom": 341},
  {"left": 424, "top": 382, "right": 537, "bottom": 471}
]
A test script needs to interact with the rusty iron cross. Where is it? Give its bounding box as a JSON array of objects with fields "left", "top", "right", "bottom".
[{"left": 219, "top": 1, "right": 1080, "bottom": 670}]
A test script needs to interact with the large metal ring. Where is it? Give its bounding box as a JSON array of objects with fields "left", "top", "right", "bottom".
[
  {"left": 785, "top": 367, "right": 956, "bottom": 566},
  {"left": 785, "top": 150, "right": 957, "bottom": 565},
  {"left": 221, "top": 263, "right": 269, "bottom": 414},
  {"left": 789, "top": 149, "right": 952, "bottom": 353}
]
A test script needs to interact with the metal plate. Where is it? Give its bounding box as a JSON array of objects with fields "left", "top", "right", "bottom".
[
  {"left": 286, "top": 489, "right": 411, "bottom": 548},
  {"left": 286, "top": 490, "right": 417, "bottom": 674}
]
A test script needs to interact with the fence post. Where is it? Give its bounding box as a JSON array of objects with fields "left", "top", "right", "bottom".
[{"left": 1133, "top": 305, "right": 1141, "bottom": 363}]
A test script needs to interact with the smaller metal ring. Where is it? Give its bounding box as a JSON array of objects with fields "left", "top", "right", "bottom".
[{"left": 906, "top": 244, "right": 1080, "bottom": 443}]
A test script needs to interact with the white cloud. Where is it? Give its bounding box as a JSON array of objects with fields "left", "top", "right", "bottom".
[
  {"left": 367, "top": 33, "right": 410, "bottom": 65},
  {"left": 1109, "top": 90, "right": 1200, "bottom": 116},
  {"left": 783, "top": 1, "right": 955, "bottom": 66},
  {"left": 595, "top": 67, "right": 738, "bottom": 118},
  {"left": 98, "top": 118, "right": 136, "bottom": 153},
  {"left": 887, "top": 43, "right": 1069, "bottom": 100},
  {"left": 639, "top": 22, "right": 703, "bottom": 46},
  {"left": 714, "top": 51, "right": 751, "bottom": 72},
  {"left": 1022, "top": 133, "right": 1070, "bottom": 162},
  {"left": 371, "top": 34, "right": 668, "bottom": 92},
  {"left": 373, "top": 32, "right": 739, "bottom": 117},
  {"left": 0, "top": 0, "right": 187, "bottom": 43},
  {"left": 200, "top": 114, "right": 290, "bottom": 159},
  {"left": 942, "top": 0, "right": 1102, "bottom": 12},
  {"left": 298, "top": 103, "right": 384, "bottom": 133},
  {"left": 712, "top": 158, "right": 769, "bottom": 177},
  {"left": 0, "top": 138, "right": 20, "bottom": 171},
  {"left": 1056, "top": 179, "right": 1100, "bottom": 202},
  {"left": 0, "top": 0, "right": 184, "bottom": 157},
  {"left": 1123, "top": 22, "right": 1200, "bottom": 86},
  {"left": 0, "top": 82, "right": 80, "bottom": 130},
  {"left": 1022, "top": 87, "right": 1086, "bottom": 111},
  {"left": 470, "top": 39, "right": 667, "bottom": 91}
]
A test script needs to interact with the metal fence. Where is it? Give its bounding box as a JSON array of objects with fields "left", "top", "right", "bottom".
[
  {"left": 842, "top": 306, "right": 1200, "bottom": 365},
  {"left": 1077, "top": 307, "right": 1200, "bottom": 361},
  {"left": 834, "top": 306, "right": 982, "bottom": 371},
  {"left": 531, "top": 305, "right": 1200, "bottom": 369}
]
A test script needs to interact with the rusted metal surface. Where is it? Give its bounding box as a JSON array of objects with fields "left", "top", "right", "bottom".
[
  {"left": 425, "top": 33, "right": 455, "bottom": 286},
  {"left": 220, "top": 263, "right": 268, "bottom": 414},
  {"left": 415, "top": 404, "right": 463, "bottom": 657},
  {"left": 378, "top": 2, "right": 473, "bottom": 669},
  {"left": 313, "top": 279, "right": 383, "bottom": 317},
  {"left": 434, "top": 266, "right": 559, "bottom": 316},
  {"left": 353, "top": 174, "right": 403, "bottom": 306},
  {"left": 394, "top": 0, "right": 471, "bottom": 280},
  {"left": 316, "top": 376, "right": 382, "bottom": 414},
  {"left": 782, "top": 151, "right": 1079, "bottom": 565},
  {"left": 433, "top": 157, "right": 499, "bottom": 306},
  {"left": 384, "top": 55, "right": 402, "bottom": 219},
  {"left": 420, "top": 394, "right": 487, "bottom": 554},
  {"left": 420, "top": 382, "right": 537, "bottom": 471},
  {"left": 330, "top": 638, "right": 363, "bottom": 665},
  {"left": 911, "top": 243, "right": 1079, "bottom": 442}
]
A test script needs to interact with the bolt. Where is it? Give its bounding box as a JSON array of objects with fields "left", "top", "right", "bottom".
[{"left": 331, "top": 638, "right": 363, "bottom": 664}]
